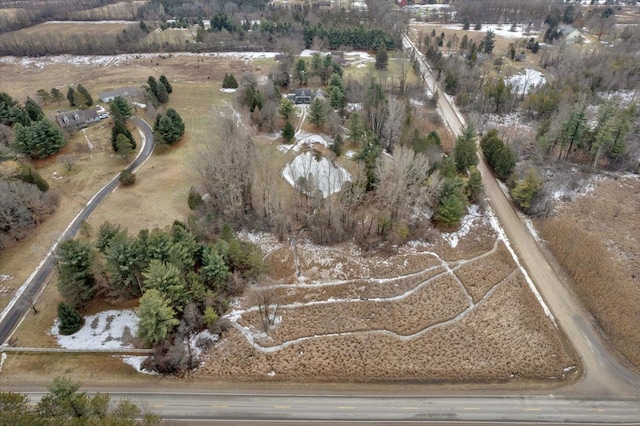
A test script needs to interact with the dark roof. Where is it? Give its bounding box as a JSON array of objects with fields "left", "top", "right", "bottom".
[
  {"left": 295, "top": 88, "right": 313, "bottom": 97},
  {"left": 55, "top": 108, "right": 100, "bottom": 131}
]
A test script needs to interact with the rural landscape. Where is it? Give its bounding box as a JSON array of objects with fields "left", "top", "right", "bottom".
[{"left": 0, "top": 0, "right": 639, "bottom": 423}]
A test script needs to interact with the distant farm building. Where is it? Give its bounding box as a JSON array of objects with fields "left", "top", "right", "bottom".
[{"left": 98, "top": 86, "right": 139, "bottom": 103}]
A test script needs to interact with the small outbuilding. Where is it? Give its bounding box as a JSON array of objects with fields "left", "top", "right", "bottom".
[{"left": 98, "top": 86, "right": 140, "bottom": 103}]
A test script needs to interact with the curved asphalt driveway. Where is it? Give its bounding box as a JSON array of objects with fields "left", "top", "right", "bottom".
[{"left": 0, "top": 116, "right": 154, "bottom": 345}]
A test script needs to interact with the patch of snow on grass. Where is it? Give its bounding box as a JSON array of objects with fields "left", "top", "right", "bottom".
[
  {"left": 485, "top": 207, "right": 556, "bottom": 325},
  {"left": 119, "top": 356, "right": 158, "bottom": 375},
  {"left": 51, "top": 309, "right": 138, "bottom": 350},
  {"left": 220, "top": 88, "right": 236, "bottom": 93},
  {"left": 0, "top": 353, "right": 6, "bottom": 372},
  {"left": 523, "top": 217, "right": 542, "bottom": 243},
  {"left": 189, "top": 330, "right": 219, "bottom": 360},
  {"left": 0, "top": 274, "right": 12, "bottom": 281},
  {"left": 441, "top": 23, "right": 538, "bottom": 39},
  {"left": 442, "top": 205, "right": 480, "bottom": 248},
  {"left": 507, "top": 69, "right": 546, "bottom": 95},
  {"left": 282, "top": 151, "right": 351, "bottom": 198},
  {"left": 132, "top": 102, "right": 146, "bottom": 108},
  {"left": 345, "top": 150, "right": 357, "bottom": 159}
]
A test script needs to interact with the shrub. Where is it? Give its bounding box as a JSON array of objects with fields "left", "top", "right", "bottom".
[
  {"left": 188, "top": 186, "right": 204, "bottom": 210},
  {"left": 119, "top": 169, "right": 136, "bottom": 186}
]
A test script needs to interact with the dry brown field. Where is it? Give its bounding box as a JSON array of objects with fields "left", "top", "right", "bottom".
[
  {"left": 198, "top": 220, "right": 576, "bottom": 382},
  {"left": 69, "top": 1, "right": 147, "bottom": 21},
  {"left": 0, "top": 51, "right": 576, "bottom": 386},
  {"left": 539, "top": 175, "right": 640, "bottom": 368}
]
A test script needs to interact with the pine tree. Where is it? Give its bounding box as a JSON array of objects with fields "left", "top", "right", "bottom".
[
  {"left": 57, "top": 239, "right": 95, "bottom": 308},
  {"left": 282, "top": 120, "right": 295, "bottom": 143},
  {"left": 375, "top": 48, "right": 389, "bottom": 70},
  {"left": 278, "top": 99, "right": 295, "bottom": 121},
  {"left": 482, "top": 29, "right": 496, "bottom": 53},
  {"left": 147, "top": 76, "right": 159, "bottom": 99},
  {"left": 466, "top": 166, "right": 483, "bottom": 202},
  {"left": 115, "top": 134, "right": 134, "bottom": 158},
  {"left": 76, "top": 84, "right": 93, "bottom": 106},
  {"left": 159, "top": 75, "right": 173, "bottom": 93},
  {"left": 142, "top": 260, "right": 188, "bottom": 311},
  {"left": 12, "top": 120, "right": 67, "bottom": 159},
  {"left": 137, "top": 289, "right": 179, "bottom": 346},
  {"left": 453, "top": 125, "right": 478, "bottom": 173},
  {"left": 200, "top": 247, "right": 229, "bottom": 290},
  {"left": 156, "top": 82, "right": 169, "bottom": 104},
  {"left": 511, "top": 168, "right": 543, "bottom": 212},
  {"left": 111, "top": 118, "right": 135, "bottom": 152},
  {"left": 109, "top": 96, "right": 132, "bottom": 119},
  {"left": 308, "top": 98, "right": 326, "bottom": 128},
  {"left": 66, "top": 87, "right": 76, "bottom": 107},
  {"left": 57, "top": 302, "right": 84, "bottom": 335},
  {"left": 24, "top": 97, "right": 44, "bottom": 122}
]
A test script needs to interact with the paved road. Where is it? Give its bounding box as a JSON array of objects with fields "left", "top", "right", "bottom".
[
  {"left": 402, "top": 33, "right": 640, "bottom": 400},
  {"left": 16, "top": 390, "right": 640, "bottom": 424},
  {"left": 0, "top": 116, "right": 154, "bottom": 345}
]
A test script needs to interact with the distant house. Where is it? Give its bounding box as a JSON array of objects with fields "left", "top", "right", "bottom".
[
  {"left": 293, "top": 88, "right": 314, "bottom": 104},
  {"left": 98, "top": 86, "right": 139, "bottom": 103},
  {"left": 55, "top": 108, "right": 101, "bottom": 132}
]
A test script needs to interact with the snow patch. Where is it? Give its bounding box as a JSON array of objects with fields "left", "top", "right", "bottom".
[
  {"left": 132, "top": 102, "right": 146, "bottom": 108},
  {"left": 51, "top": 309, "right": 138, "bottom": 350},
  {"left": 345, "top": 150, "right": 357, "bottom": 159},
  {"left": 442, "top": 205, "right": 480, "bottom": 248},
  {"left": 0, "top": 353, "right": 6, "bottom": 372},
  {"left": 118, "top": 356, "right": 158, "bottom": 375},
  {"left": 441, "top": 23, "right": 539, "bottom": 39},
  {"left": 507, "top": 69, "right": 546, "bottom": 95},
  {"left": 282, "top": 151, "right": 351, "bottom": 198},
  {"left": 188, "top": 329, "right": 219, "bottom": 360},
  {"left": 220, "top": 88, "right": 237, "bottom": 93},
  {"left": 0, "top": 274, "right": 12, "bottom": 281}
]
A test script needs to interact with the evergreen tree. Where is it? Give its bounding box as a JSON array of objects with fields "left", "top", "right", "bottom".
[
  {"left": 466, "top": 166, "right": 483, "bottom": 202},
  {"left": 76, "top": 84, "right": 93, "bottom": 106},
  {"left": 137, "top": 289, "right": 179, "bottom": 346},
  {"left": 147, "top": 76, "right": 159, "bottom": 99},
  {"left": 105, "top": 232, "right": 142, "bottom": 298},
  {"left": 201, "top": 247, "right": 230, "bottom": 290},
  {"left": 50, "top": 88, "right": 63, "bottom": 105},
  {"left": 375, "top": 48, "right": 389, "bottom": 70},
  {"left": 294, "top": 59, "right": 308, "bottom": 85},
  {"left": 142, "top": 260, "right": 188, "bottom": 311},
  {"left": 95, "top": 221, "right": 121, "bottom": 254},
  {"left": 348, "top": 112, "right": 365, "bottom": 146},
  {"left": 166, "top": 108, "right": 185, "bottom": 136},
  {"left": 24, "top": 97, "right": 44, "bottom": 122},
  {"left": 282, "top": 120, "right": 295, "bottom": 143},
  {"left": 511, "top": 168, "right": 543, "bottom": 212},
  {"left": 222, "top": 73, "right": 238, "bottom": 89},
  {"left": 57, "top": 302, "right": 84, "bottom": 335},
  {"left": 482, "top": 29, "right": 496, "bottom": 53},
  {"left": 453, "top": 125, "right": 478, "bottom": 173},
  {"left": 278, "top": 99, "right": 295, "bottom": 121},
  {"left": 109, "top": 96, "right": 132, "bottom": 119},
  {"left": 329, "top": 86, "right": 344, "bottom": 110},
  {"left": 111, "top": 118, "right": 135, "bottom": 152},
  {"left": 115, "top": 133, "right": 134, "bottom": 158},
  {"left": 156, "top": 82, "right": 169, "bottom": 104},
  {"left": 159, "top": 75, "right": 173, "bottom": 93},
  {"left": 330, "top": 134, "right": 343, "bottom": 157},
  {"left": 66, "top": 87, "right": 76, "bottom": 107},
  {"left": 532, "top": 41, "right": 540, "bottom": 53},
  {"left": 435, "top": 177, "right": 467, "bottom": 227},
  {"left": 57, "top": 239, "right": 95, "bottom": 308},
  {"left": 12, "top": 119, "right": 67, "bottom": 159},
  {"left": 308, "top": 98, "right": 327, "bottom": 128},
  {"left": 153, "top": 109, "right": 185, "bottom": 145},
  {"left": 72, "top": 91, "right": 88, "bottom": 109}
]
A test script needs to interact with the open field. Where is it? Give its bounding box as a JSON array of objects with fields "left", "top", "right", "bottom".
[
  {"left": 198, "top": 220, "right": 576, "bottom": 382},
  {"left": 69, "top": 1, "right": 147, "bottom": 21},
  {"left": 1, "top": 21, "right": 133, "bottom": 38}
]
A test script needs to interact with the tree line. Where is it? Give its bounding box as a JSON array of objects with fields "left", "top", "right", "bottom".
[
  {"left": 55, "top": 220, "right": 263, "bottom": 373},
  {"left": 0, "top": 376, "right": 160, "bottom": 425}
]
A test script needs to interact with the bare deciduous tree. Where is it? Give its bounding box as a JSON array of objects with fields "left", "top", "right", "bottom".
[
  {"left": 58, "top": 154, "right": 76, "bottom": 171},
  {"left": 196, "top": 113, "right": 256, "bottom": 218}
]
